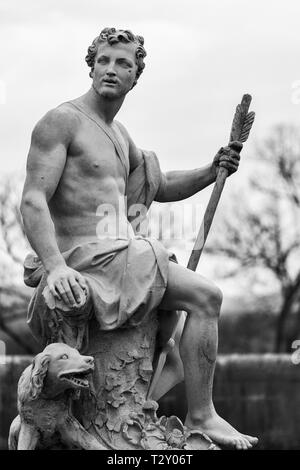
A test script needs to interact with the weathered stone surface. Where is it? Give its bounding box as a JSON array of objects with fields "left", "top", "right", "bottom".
[{"left": 73, "top": 314, "right": 215, "bottom": 450}]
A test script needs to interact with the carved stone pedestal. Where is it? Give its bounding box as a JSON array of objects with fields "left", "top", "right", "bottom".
[{"left": 73, "top": 313, "right": 216, "bottom": 450}]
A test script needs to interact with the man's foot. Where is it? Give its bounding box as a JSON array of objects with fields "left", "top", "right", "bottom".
[{"left": 185, "top": 413, "right": 258, "bottom": 450}]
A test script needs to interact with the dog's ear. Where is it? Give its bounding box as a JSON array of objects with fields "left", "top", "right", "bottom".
[{"left": 29, "top": 352, "right": 50, "bottom": 400}]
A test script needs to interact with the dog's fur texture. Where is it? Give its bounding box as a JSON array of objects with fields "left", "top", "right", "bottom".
[{"left": 8, "top": 343, "right": 106, "bottom": 450}]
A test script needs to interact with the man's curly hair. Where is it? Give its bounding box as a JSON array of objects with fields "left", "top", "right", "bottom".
[{"left": 85, "top": 27, "right": 147, "bottom": 87}]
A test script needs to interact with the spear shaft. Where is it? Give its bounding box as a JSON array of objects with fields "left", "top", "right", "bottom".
[{"left": 188, "top": 94, "right": 254, "bottom": 269}]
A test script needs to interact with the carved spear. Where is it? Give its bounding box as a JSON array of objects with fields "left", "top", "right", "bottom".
[{"left": 147, "top": 94, "right": 255, "bottom": 399}]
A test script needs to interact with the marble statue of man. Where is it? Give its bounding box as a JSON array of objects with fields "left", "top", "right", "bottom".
[{"left": 20, "top": 28, "right": 258, "bottom": 450}]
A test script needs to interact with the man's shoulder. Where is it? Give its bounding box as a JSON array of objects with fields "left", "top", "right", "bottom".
[
  {"left": 32, "top": 103, "right": 80, "bottom": 148},
  {"left": 32, "top": 102, "right": 80, "bottom": 143}
]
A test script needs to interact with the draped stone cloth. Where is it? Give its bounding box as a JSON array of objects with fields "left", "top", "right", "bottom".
[{"left": 24, "top": 149, "right": 173, "bottom": 350}]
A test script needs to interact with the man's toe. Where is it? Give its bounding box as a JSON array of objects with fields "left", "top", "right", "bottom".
[
  {"left": 243, "top": 438, "right": 252, "bottom": 449},
  {"left": 234, "top": 438, "right": 243, "bottom": 450},
  {"left": 243, "top": 434, "right": 258, "bottom": 445},
  {"left": 240, "top": 438, "right": 249, "bottom": 450}
]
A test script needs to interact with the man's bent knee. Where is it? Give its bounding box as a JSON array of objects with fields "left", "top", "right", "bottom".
[
  {"left": 192, "top": 281, "right": 223, "bottom": 319},
  {"left": 209, "top": 284, "right": 223, "bottom": 309}
]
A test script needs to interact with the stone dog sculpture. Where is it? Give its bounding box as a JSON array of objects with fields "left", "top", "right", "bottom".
[{"left": 8, "top": 343, "right": 106, "bottom": 450}]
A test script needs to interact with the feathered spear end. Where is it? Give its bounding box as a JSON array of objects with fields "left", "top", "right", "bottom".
[{"left": 229, "top": 94, "right": 255, "bottom": 143}]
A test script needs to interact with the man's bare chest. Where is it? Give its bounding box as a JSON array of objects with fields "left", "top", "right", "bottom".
[{"left": 67, "top": 118, "right": 129, "bottom": 181}]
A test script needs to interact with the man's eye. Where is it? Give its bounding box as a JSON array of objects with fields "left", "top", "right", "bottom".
[
  {"left": 60, "top": 354, "right": 68, "bottom": 360},
  {"left": 119, "top": 60, "right": 131, "bottom": 68},
  {"left": 97, "top": 57, "right": 107, "bottom": 64}
]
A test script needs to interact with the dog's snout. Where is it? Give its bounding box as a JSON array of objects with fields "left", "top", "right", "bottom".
[{"left": 85, "top": 356, "right": 94, "bottom": 366}]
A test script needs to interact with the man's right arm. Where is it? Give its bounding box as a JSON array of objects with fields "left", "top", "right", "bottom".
[{"left": 21, "top": 108, "right": 87, "bottom": 307}]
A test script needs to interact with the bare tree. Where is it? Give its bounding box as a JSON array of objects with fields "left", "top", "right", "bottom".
[
  {"left": 205, "top": 125, "right": 300, "bottom": 352},
  {"left": 0, "top": 173, "right": 34, "bottom": 353},
  {"left": 0, "top": 175, "right": 28, "bottom": 269}
]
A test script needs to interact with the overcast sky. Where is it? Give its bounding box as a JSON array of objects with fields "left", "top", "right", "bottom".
[{"left": 1, "top": 0, "right": 300, "bottom": 178}]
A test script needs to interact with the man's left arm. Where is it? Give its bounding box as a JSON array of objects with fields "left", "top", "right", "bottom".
[{"left": 155, "top": 141, "right": 243, "bottom": 202}]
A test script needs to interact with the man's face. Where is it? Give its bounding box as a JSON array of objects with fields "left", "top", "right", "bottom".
[{"left": 92, "top": 42, "right": 138, "bottom": 99}]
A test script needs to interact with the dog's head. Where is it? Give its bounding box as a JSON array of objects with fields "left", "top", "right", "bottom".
[{"left": 29, "top": 343, "right": 94, "bottom": 400}]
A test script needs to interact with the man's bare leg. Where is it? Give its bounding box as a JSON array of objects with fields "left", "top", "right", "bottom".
[{"left": 159, "top": 261, "right": 258, "bottom": 450}]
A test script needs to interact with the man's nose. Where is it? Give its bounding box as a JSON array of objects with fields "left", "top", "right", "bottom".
[{"left": 106, "top": 63, "right": 116, "bottom": 76}]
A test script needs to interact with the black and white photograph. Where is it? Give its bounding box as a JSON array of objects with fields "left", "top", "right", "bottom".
[{"left": 0, "top": 0, "right": 300, "bottom": 455}]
